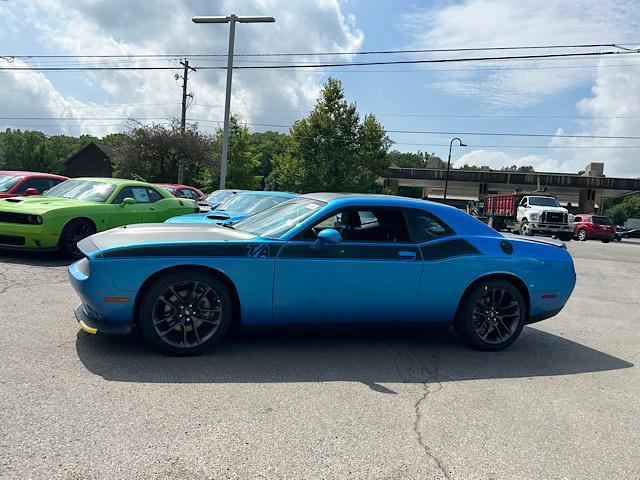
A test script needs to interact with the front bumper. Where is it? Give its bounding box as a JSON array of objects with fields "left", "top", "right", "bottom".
[
  {"left": 0, "top": 222, "right": 59, "bottom": 250},
  {"left": 529, "top": 223, "right": 572, "bottom": 233},
  {"left": 74, "top": 304, "right": 132, "bottom": 335}
]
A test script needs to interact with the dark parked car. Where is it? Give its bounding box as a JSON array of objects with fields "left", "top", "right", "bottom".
[
  {"left": 573, "top": 214, "right": 615, "bottom": 242},
  {"left": 614, "top": 226, "right": 629, "bottom": 242}
]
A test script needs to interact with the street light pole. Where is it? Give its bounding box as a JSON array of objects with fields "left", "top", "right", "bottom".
[
  {"left": 193, "top": 14, "right": 275, "bottom": 189},
  {"left": 444, "top": 137, "right": 466, "bottom": 201}
]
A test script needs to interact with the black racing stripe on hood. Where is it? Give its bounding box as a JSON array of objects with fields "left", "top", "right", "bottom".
[{"left": 101, "top": 242, "right": 276, "bottom": 259}]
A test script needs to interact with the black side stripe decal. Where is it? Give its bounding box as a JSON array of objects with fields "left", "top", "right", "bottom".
[
  {"left": 102, "top": 242, "right": 276, "bottom": 259},
  {"left": 420, "top": 239, "right": 480, "bottom": 261},
  {"left": 279, "top": 243, "right": 420, "bottom": 260}
]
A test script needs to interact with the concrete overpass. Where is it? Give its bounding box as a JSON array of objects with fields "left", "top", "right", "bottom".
[{"left": 385, "top": 163, "right": 640, "bottom": 213}]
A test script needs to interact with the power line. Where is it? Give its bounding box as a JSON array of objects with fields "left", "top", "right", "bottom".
[
  {"left": 4, "top": 42, "right": 639, "bottom": 59},
  {"left": 1, "top": 49, "right": 638, "bottom": 71}
]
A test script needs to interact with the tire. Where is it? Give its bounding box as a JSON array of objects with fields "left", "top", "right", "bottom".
[
  {"left": 601, "top": 238, "right": 611, "bottom": 243},
  {"left": 139, "top": 270, "right": 234, "bottom": 355},
  {"left": 520, "top": 219, "right": 534, "bottom": 236},
  {"left": 454, "top": 279, "right": 526, "bottom": 351},
  {"left": 615, "top": 237, "right": 622, "bottom": 242},
  {"left": 577, "top": 229, "right": 588, "bottom": 241},
  {"left": 58, "top": 219, "right": 96, "bottom": 259},
  {"left": 559, "top": 232, "right": 573, "bottom": 242}
]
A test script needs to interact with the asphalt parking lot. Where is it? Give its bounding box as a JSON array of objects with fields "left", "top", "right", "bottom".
[{"left": 1, "top": 239, "right": 639, "bottom": 479}]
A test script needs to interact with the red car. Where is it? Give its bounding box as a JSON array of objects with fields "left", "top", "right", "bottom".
[
  {"left": 0, "top": 171, "right": 68, "bottom": 198},
  {"left": 156, "top": 184, "right": 205, "bottom": 201},
  {"left": 573, "top": 214, "right": 615, "bottom": 242}
]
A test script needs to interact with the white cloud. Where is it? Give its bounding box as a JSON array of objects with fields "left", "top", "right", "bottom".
[
  {"left": 0, "top": 0, "right": 363, "bottom": 137},
  {"left": 404, "top": 0, "right": 638, "bottom": 108},
  {"left": 453, "top": 149, "right": 562, "bottom": 172}
]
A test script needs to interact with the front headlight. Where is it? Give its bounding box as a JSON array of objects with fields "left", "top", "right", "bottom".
[
  {"left": 28, "top": 215, "right": 43, "bottom": 225},
  {"left": 529, "top": 213, "right": 540, "bottom": 221}
]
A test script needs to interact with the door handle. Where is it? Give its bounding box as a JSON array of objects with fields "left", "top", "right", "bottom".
[{"left": 398, "top": 250, "right": 417, "bottom": 260}]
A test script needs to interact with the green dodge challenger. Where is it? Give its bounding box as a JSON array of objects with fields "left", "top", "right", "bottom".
[{"left": 0, "top": 177, "right": 198, "bottom": 258}]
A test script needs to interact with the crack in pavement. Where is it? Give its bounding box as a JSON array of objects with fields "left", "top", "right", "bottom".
[{"left": 396, "top": 349, "right": 452, "bottom": 480}]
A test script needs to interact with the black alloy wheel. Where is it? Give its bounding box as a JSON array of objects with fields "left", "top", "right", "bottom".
[
  {"left": 140, "top": 271, "right": 233, "bottom": 355},
  {"left": 455, "top": 279, "right": 526, "bottom": 351},
  {"left": 59, "top": 219, "right": 95, "bottom": 259}
]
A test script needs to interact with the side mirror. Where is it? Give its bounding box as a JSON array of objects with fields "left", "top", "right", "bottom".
[
  {"left": 24, "top": 188, "right": 39, "bottom": 196},
  {"left": 120, "top": 197, "right": 135, "bottom": 207},
  {"left": 312, "top": 228, "right": 341, "bottom": 250}
]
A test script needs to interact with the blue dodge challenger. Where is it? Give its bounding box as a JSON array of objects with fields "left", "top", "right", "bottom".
[{"left": 69, "top": 193, "right": 576, "bottom": 354}]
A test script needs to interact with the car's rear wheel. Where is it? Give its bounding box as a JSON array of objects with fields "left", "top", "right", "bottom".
[
  {"left": 454, "top": 279, "right": 526, "bottom": 351},
  {"left": 59, "top": 219, "right": 96, "bottom": 259},
  {"left": 139, "top": 271, "right": 233, "bottom": 355},
  {"left": 577, "top": 229, "right": 588, "bottom": 241},
  {"left": 601, "top": 238, "right": 611, "bottom": 243}
]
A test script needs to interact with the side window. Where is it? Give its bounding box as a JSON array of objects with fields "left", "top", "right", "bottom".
[
  {"left": 573, "top": 216, "right": 582, "bottom": 223},
  {"left": 146, "top": 188, "right": 164, "bottom": 203},
  {"left": 16, "top": 178, "right": 53, "bottom": 194},
  {"left": 302, "top": 207, "right": 410, "bottom": 243},
  {"left": 175, "top": 189, "right": 188, "bottom": 198},
  {"left": 180, "top": 188, "right": 199, "bottom": 200},
  {"left": 405, "top": 210, "right": 454, "bottom": 242},
  {"left": 520, "top": 198, "right": 528, "bottom": 207},
  {"left": 112, "top": 187, "right": 135, "bottom": 204}
]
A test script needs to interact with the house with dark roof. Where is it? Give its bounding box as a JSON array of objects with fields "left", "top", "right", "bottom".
[{"left": 63, "top": 142, "right": 116, "bottom": 178}]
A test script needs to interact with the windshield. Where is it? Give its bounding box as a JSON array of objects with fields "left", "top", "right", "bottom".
[
  {"left": 44, "top": 180, "right": 117, "bottom": 202},
  {"left": 234, "top": 198, "right": 325, "bottom": 238},
  {"left": 217, "top": 193, "right": 289, "bottom": 214},
  {"left": 205, "top": 190, "right": 234, "bottom": 204},
  {"left": 528, "top": 196, "right": 561, "bottom": 207},
  {"left": 0, "top": 174, "right": 22, "bottom": 193},
  {"left": 593, "top": 216, "right": 612, "bottom": 225}
]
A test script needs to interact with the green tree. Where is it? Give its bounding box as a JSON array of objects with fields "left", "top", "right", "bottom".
[
  {"left": 0, "top": 129, "right": 98, "bottom": 174},
  {"left": 268, "top": 78, "right": 390, "bottom": 193},
  {"left": 388, "top": 150, "right": 444, "bottom": 169},
  {"left": 605, "top": 194, "right": 640, "bottom": 224},
  {"left": 112, "top": 122, "right": 215, "bottom": 185},
  {"left": 249, "top": 131, "right": 289, "bottom": 186}
]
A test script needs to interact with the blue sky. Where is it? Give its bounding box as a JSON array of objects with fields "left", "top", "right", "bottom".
[{"left": 1, "top": 0, "right": 639, "bottom": 177}]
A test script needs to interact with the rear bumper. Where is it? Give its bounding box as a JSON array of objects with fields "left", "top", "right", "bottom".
[{"left": 527, "top": 307, "right": 563, "bottom": 325}]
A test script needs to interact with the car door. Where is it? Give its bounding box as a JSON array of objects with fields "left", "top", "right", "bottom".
[
  {"left": 517, "top": 197, "right": 528, "bottom": 221},
  {"left": 106, "top": 186, "right": 149, "bottom": 227},
  {"left": 273, "top": 206, "right": 423, "bottom": 324}
]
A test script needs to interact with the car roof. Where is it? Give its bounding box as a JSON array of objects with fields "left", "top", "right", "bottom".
[
  {"left": 236, "top": 190, "right": 296, "bottom": 198},
  {"left": 157, "top": 183, "right": 200, "bottom": 189},
  {"left": 0, "top": 170, "right": 68, "bottom": 179},
  {"left": 72, "top": 177, "right": 156, "bottom": 187}
]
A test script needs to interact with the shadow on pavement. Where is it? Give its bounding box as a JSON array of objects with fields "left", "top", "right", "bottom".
[
  {"left": 0, "top": 251, "right": 71, "bottom": 267},
  {"left": 75, "top": 325, "right": 633, "bottom": 389}
]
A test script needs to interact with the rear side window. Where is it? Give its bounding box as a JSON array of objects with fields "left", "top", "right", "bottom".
[
  {"left": 405, "top": 210, "right": 454, "bottom": 242},
  {"left": 592, "top": 216, "right": 612, "bottom": 225}
]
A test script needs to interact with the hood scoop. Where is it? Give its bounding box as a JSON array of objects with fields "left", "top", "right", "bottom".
[{"left": 5, "top": 198, "right": 22, "bottom": 203}]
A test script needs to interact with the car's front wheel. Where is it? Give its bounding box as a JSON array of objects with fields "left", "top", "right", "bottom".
[
  {"left": 520, "top": 219, "right": 534, "bottom": 236},
  {"left": 454, "top": 279, "right": 526, "bottom": 351},
  {"left": 139, "top": 271, "right": 234, "bottom": 355},
  {"left": 59, "top": 219, "right": 96, "bottom": 259},
  {"left": 577, "top": 229, "right": 588, "bottom": 241}
]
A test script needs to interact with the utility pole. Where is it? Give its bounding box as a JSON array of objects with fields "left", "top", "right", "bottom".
[
  {"left": 178, "top": 59, "right": 196, "bottom": 184},
  {"left": 192, "top": 14, "right": 275, "bottom": 189}
]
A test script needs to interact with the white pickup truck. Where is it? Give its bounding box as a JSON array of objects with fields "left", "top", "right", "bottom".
[{"left": 485, "top": 193, "right": 573, "bottom": 241}]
